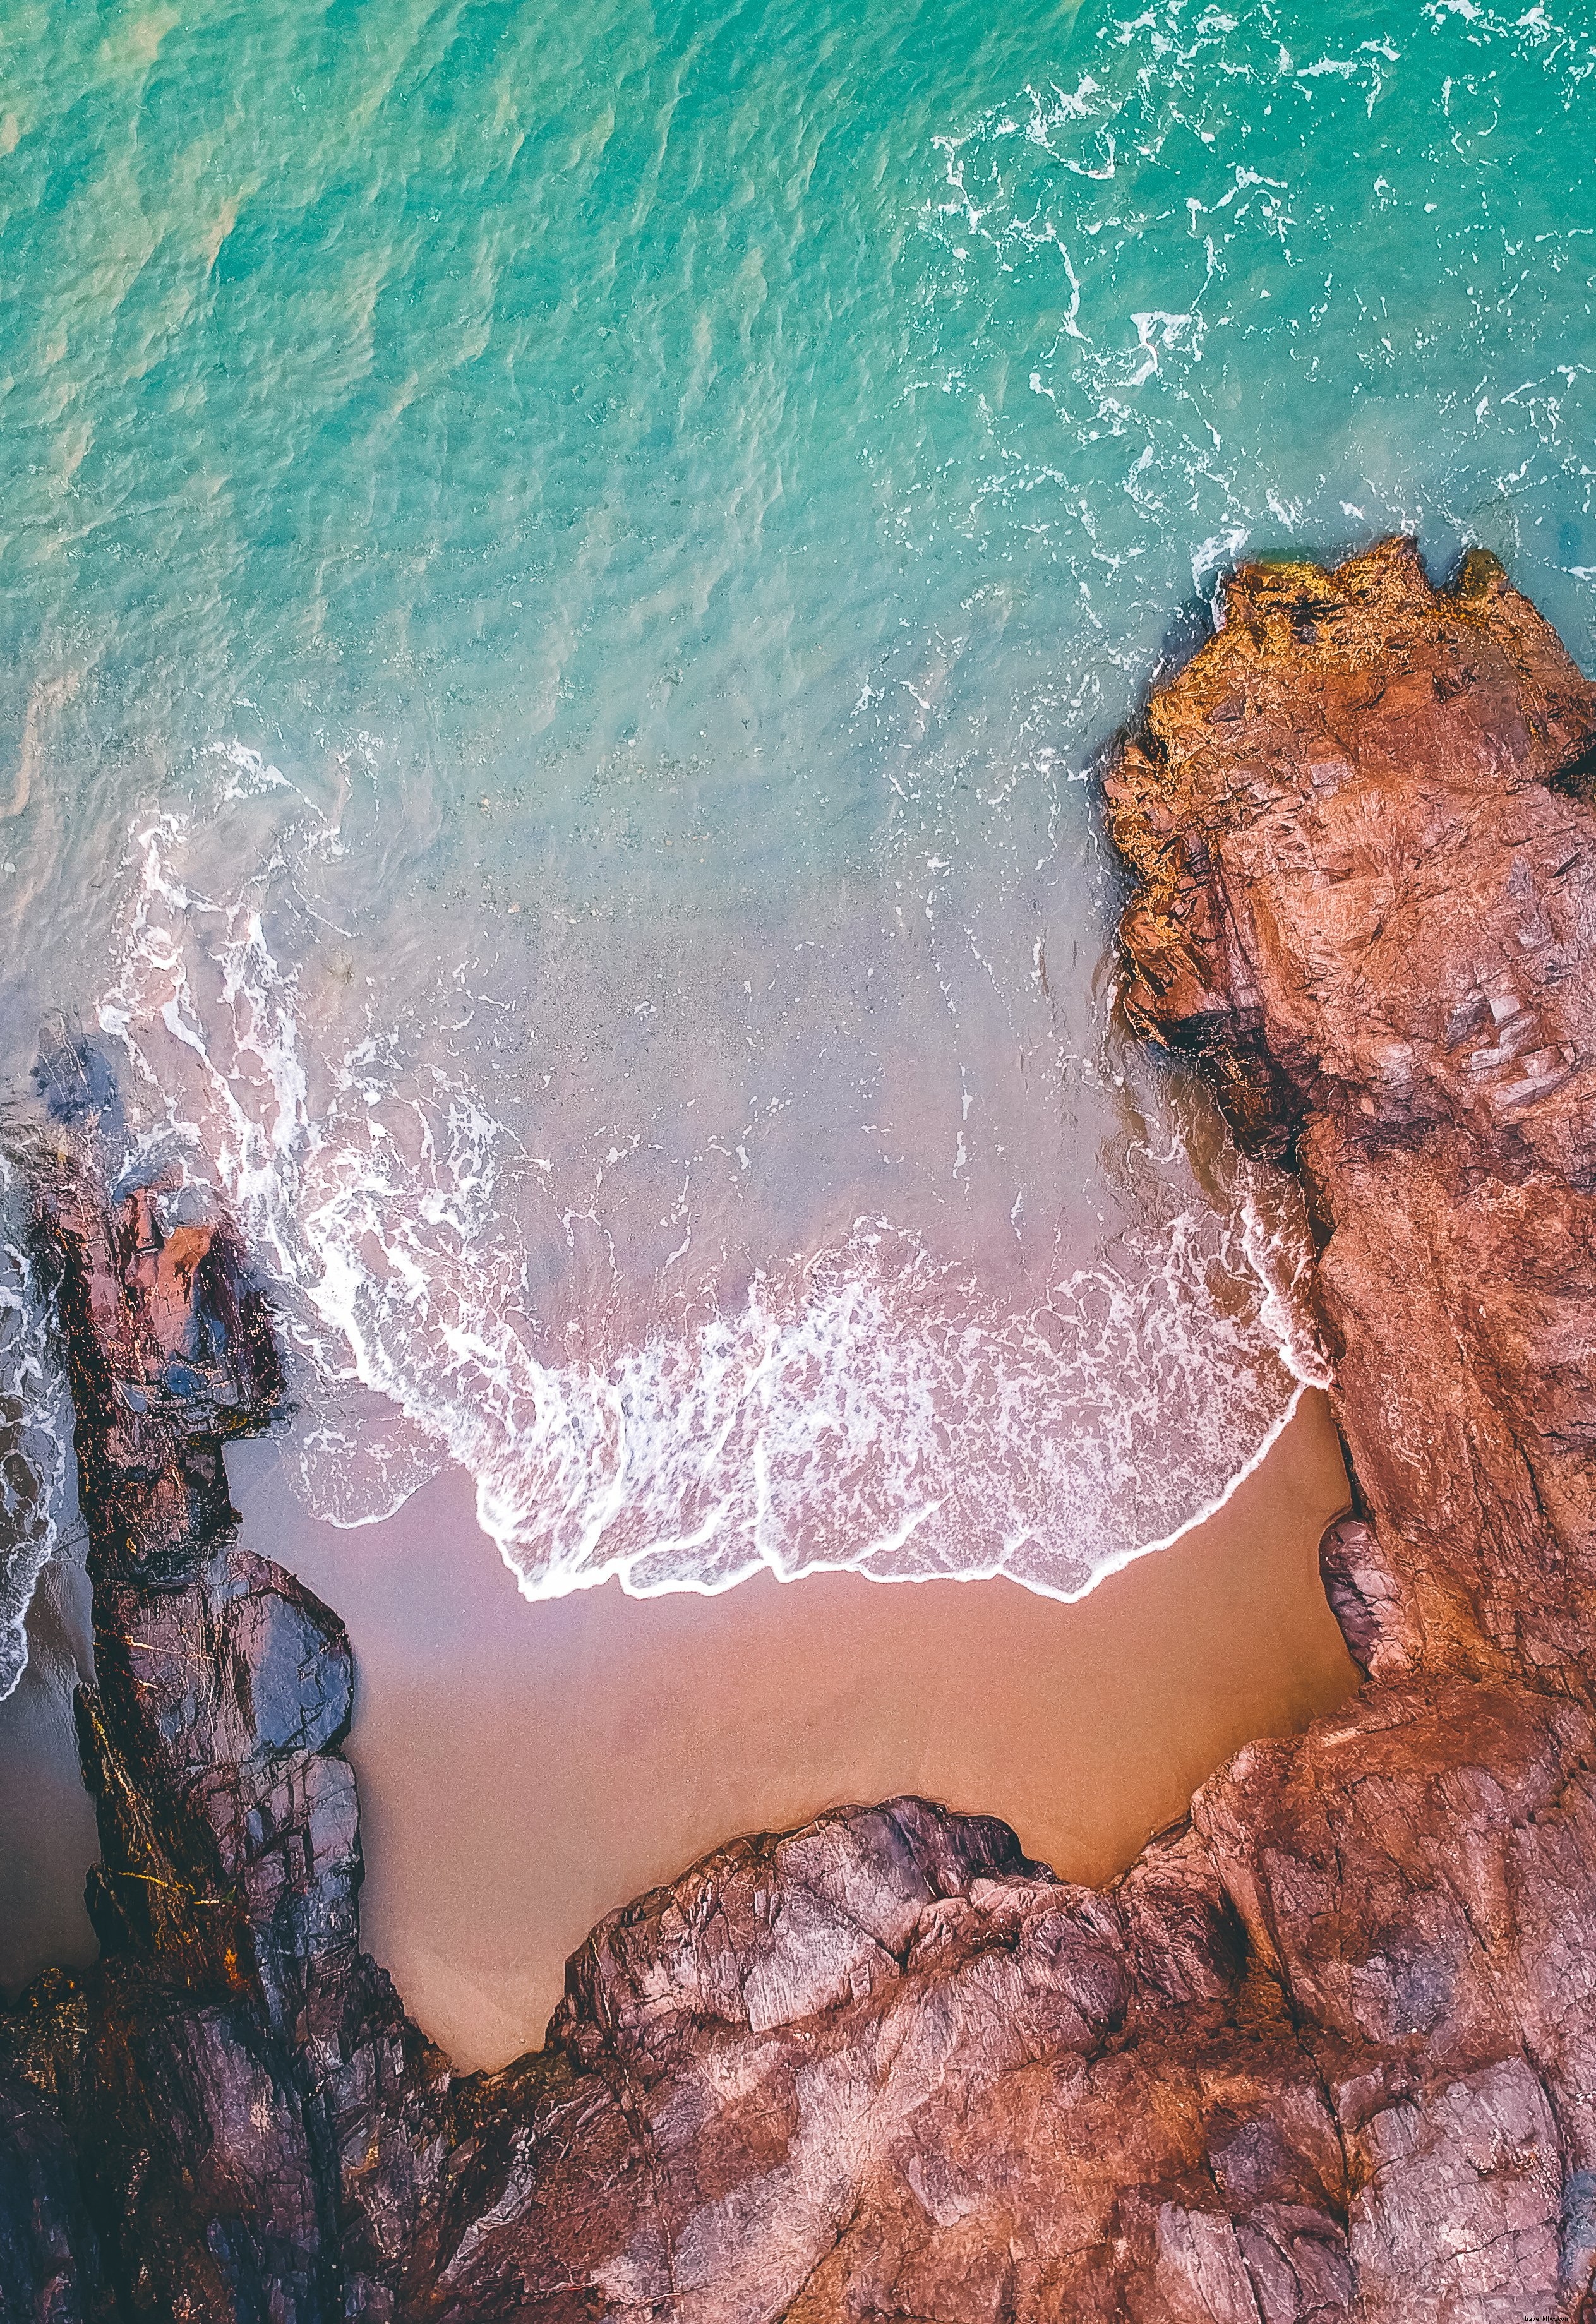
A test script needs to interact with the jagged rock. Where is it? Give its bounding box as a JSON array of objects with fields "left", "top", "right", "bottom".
[
  {"left": 6, "top": 539, "right": 1596, "bottom": 2321},
  {"left": 1104, "top": 537, "right": 1596, "bottom": 1687},
  {"left": 0, "top": 2069, "right": 105, "bottom": 2322},
  {"left": 0, "top": 1048, "right": 448, "bottom": 2322},
  {"left": 1105, "top": 538, "right": 1596, "bottom": 1166}
]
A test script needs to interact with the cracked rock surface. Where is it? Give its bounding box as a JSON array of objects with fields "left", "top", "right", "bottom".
[{"left": 4, "top": 539, "right": 1596, "bottom": 2321}]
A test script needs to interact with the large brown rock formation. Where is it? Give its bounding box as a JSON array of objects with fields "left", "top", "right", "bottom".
[
  {"left": 4, "top": 537, "right": 1596, "bottom": 2322},
  {"left": 1107, "top": 534, "right": 1596, "bottom": 1695}
]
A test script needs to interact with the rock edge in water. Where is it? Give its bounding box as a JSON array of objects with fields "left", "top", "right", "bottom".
[{"left": 5, "top": 537, "right": 1596, "bottom": 2321}]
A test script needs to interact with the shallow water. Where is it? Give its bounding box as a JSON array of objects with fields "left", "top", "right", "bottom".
[{"left": 1, "top": 0, "right": 1593, "bottom": 1668}]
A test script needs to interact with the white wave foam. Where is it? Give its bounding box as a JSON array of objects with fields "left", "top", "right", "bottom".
[{"left": 90, "top": 762, "right": 1326, "bottom": 1612}]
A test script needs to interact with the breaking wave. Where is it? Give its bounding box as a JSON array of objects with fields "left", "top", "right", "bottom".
[{"left": 88, "top": 755, "right": 1324, "bottom": 1610}]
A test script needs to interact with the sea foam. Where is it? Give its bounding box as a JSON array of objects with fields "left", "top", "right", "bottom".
[{"left": 88, "top": 755, "right": 1324, "bottom": 1614}]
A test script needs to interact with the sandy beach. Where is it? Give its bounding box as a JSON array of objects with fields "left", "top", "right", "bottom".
[
  {"left": 222, "top": 1388, "right": 1350, "bottom": 2070},
  {"left": 1, "top": 1391, "right": 1355, "bottom": 2064}
]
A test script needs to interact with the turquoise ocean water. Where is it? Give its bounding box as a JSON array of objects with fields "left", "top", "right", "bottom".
[{"left": 0, "top": 0, "right": 1593, "bottom": 1685}]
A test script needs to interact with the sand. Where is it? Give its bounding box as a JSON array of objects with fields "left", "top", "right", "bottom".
[
  {"left": 219, "top": 1387, "right": 1356, "bottom": 2071},
  {"left": 0, "top": 1549, "right": 100, "bottom": 1998},
  {"left": 0, "top": 1393, "right": 1355, "bottom": 2063}
]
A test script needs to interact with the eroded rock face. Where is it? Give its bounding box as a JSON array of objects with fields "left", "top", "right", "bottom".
[
  {"left": 1105, "top": 537, "right": 1596, "bottom": 1688},
  {"left": 0, "top": 1044, "right": 449, "bottom": 2323},
  {"left": 1106, "top": 539, "right": 1596, "bottom": 1164},
  {"left": 4, "top": 541, "right": 1596, "bottom": 2322}
]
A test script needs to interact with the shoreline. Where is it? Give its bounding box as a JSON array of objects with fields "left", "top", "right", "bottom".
[
  {"left": 0, "top": 1380, "right": 1349, "bottom": 2044},
  {"left": 489, "top": 1374, "right": 1325, "bottom": 1614},
  {"left": 225, "top": 1386, "right": 1353, "bottom": 2070}
]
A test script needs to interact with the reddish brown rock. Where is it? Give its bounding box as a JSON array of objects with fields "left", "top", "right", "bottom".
[
  {"left": 6, "top": 540, "right": 1596, "bottom": 2322},
  {"left": 1106, "top": 539, "right": 1596, "bottom": 1163},
  {"left": 1104, "top": 537, "right": 1596, "bottom": 1690}
]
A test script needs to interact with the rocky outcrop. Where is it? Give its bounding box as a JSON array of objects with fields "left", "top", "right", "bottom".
[
  {"left": 1107, "top": 537, "right": 1596, "bottom": 1692},
  {"left": 4, "top": 538, "right": 1596, "bottom": 2322}
]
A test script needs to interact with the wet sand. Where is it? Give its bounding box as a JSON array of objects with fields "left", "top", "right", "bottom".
[
  {"left": 0, "top": 1549, "right": 100, "bottom": 1998},
  {"left": 215, "top": 1387, "right": 1356, "bottom": 2071},
  {"left": 0, "top": 1394, "right": 1355, "bottom": 2060}
]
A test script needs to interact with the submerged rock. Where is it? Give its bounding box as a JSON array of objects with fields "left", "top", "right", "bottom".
[{"left": 4, "top": 538, "right": 1596, "bottom": 2320}]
